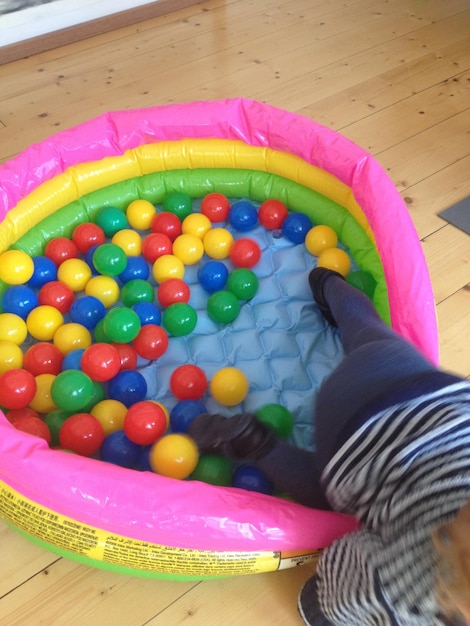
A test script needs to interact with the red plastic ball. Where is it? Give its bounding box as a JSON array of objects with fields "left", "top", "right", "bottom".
[
  {"left": 150, "top": 212, "right": 182, "bottom": 241},
  {"left": 80, "top": 343, "right": 121, "bottom": 382},
  {"left": 0, "top": 368, "right": 37, "bottom": 410},
  {"left": 258, "top": 199, "right": 288, "bottom": 230},
  {"left": 200, "top": 193, "right": 230, "bottom": 223},
  {"left": 59, "top": 413, "right": 105, "bottom": 456},
  {"left": 111, "top": 343, "right": 138, "bottom": 371},
  {"left": 72, "top": 222, "right": 106, "bottom": 254},
  {"left": 157, "top": 278, "right": 190, "bottom": 308},
  {"left": 23, "top": 342, "right": 64, "bottom": 376},
  {"left": 124, "top": 400, "right": 168, "bottom": 445},
  {"left": 44, "top": 237, "right": 79, "bottom": 266},
  {"left": 133, "top": 325, "right": 169, "bottom": 360},
  {"left": 170, "top": 364, "right": 208, "bottom": 400},
  {"left": 141, "top": 233, "right": 173, "bottom": 263},
  {"left": 38, "top": 280, "right": 75, "bottom": 313},
  {"left": 6, "top": 407, "right": 41, "bottom": 423},
  {"left": 229, "top": 238, "right": 261, "bottom": 268},
  {"left": 13, "top": 415, "right": 51, "bottom": 444}
]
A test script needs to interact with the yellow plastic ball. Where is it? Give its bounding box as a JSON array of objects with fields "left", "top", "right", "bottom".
[
  {"left": 53, "top": 322, "right": 92, "bottom": 355},
  {"left": 85, "top": 276, "right": 120, "bottom": 308},
  {"left": 203, "top": 228, "right": 234, "bottom": 259},
  {"left": 26, "top": 306, "right": 64, "bottom": 341},
  {"left": 182, "top": 213, "right": 212, "bottom": 239},
  {"left": 152, "top": 255, "right": 185, "bottom": 283},
  {"left": 57, "top": 258, "right": 92, "bottom": 292},
  {"left": 305, "top": 225, "right": 338, "bottom": 256},
  {"left": 172, "top": 234, "right": 204, "bottom": 265},
  {"left": 111, "top": 229, "right": 142, "bottom": 256},
  {"left": 91, "top": 399, "right": 127, "bottom": 436},
  {"left": 210, "top": 367, "right": 249, "bottom": 406},
  {"left": 0, "top": 313, "right": 28, "bottom": 345},
  {"left": 317, "top": 248, "right": 351, "bottom": 277},
  {"left": 149, "top": 433, "right": 199, "bottom": 480},
  {"left": 126, "top": 199, "right": 156, "bottom": 230},
  {"left": 0, "top": 340, "right": 24, "bottom": 373},
  {"left": 30, "top": 373, "right": 57, "bottom": 413},
  {"left": 0, "top": 250, "right": 34, "bottom": 285}
]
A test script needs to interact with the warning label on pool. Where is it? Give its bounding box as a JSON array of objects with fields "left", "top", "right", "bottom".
[{"left": 0, "top": 481, "right": 320, "bottom": 575}]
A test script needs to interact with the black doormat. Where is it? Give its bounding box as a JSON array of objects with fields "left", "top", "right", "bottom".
[{"left": 438, "top": 196, "right": 470, "bottom": 235}]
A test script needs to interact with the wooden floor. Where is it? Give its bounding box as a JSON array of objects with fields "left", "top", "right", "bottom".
[{"left": 0, "top": 0, "right": 469, "bottom": 624}]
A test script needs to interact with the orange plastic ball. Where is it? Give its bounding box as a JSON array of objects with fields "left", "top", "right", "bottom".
[
  {"left": 149, "top": 433, "right": 199, "bottom": 480},
  {"left": 317, "top": 248, "right": 351, "bottom": 277}
]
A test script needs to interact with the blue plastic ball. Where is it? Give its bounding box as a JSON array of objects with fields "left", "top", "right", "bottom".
[
  {"left": 137, "top": 445, "right": 153, "bottom": 471},
  {"left": 170, "top": 399, "right": 207, "bottom": 433},
  {"left": 282, "top": 212, "right": 313, "bottom": 244},
  {"left": 232, "top": 465, "right": 274, "bottom": 495},
  {"left": 28, "top": 256, "right": 58, "bottom": 288},
  {"left": 228, "top": 199, "right": 258, "bottom": 232},
  {"left": 62, "top": 348, "right": 85, "bottom": 371},
  {"left": 197, "top": 260, "right": 229, "bottom": 293},
  {"left": 118, "top": 255, "right": 150, "bottom": 283},
  {"left": 69, "top": 295, "right": 106, "bottom": 329},
  {"left": 100, "top": 430, "right": 141, "bottom": 468},
  {"left": 108, "top": 370, "right": 147, "bottom": 407},
  {"left": 84, "top": 244, "right": 100, "bottom": 275},
  {"left": 131, "top": 301, "right": 162, "bottom": 326},
  {"left": 1, "top": 285, "right": 39, "bottom": 318}
]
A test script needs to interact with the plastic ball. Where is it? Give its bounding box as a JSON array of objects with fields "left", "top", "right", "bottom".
[
  {"left": 83, "top": 244, "right": 100, "bottom": 275},
  {"left": 200, "top": 192, "right": 230, "bottom": 223},
  {"left": 229, "top": 237, "right": 261, "bottom": 268},
  {"left": 347, "top": 270, "right": 377, "bottom": 299},
  {"left": 72, "top": 222, "right": 106, "bottom": 254},
  {"left": 0, "top": 313, "right": 28, "bottom": 344},
  {"left": 203, "top": 228, "right": 234, "bottom": 259},
  {"left": 82, "top": 380, "right": 105, "bottom": 413},
  {"left": 170, "top": 364, "right": 208, "bottom": 401},
  {"left": 124, "top": 401, "right": 168, "bottom": 446},
  {"left": 96, "top": 206, "right": 128, "bottom": 237},
  {"left": 126, "top": 199, "right": 156, "bottom": 230},
  {"left": 190, "top": 455, "right": 232, "bottom": 486},
  {"left": 149, "top": 433, "right": 199, "bottom": 480},
  {"left": 254, "top": 404, "right": 294, "bottom": 439},
  {"left": 0, "top": 340, "right": 23, "bottom": 373},
  {"left": 127, "top": 303, "right": 160, "bottom": 329},
  {"left": 112, "top": 229, "right": 142, "bottom": 256},
  {"left": 226, "top": 268, "right": 259, "bottom": 300},
  {"left": 197, "top": 260, "right": 229, "bottom": 293},
  {"left": 317, "top": 247, "right": 351, "bottom": 277},
  {"left": 7, "top": 407, "right": 41, "bottom": 423},
  {"left": 59, "top": 413, "right": 105, "bottom": 456},
  {"left": 44, "top": 409, "right": 72, "bottom": 446},
  {"left": 1, "top": 285, "right": 38, "bottom": 319},
  {"left": 209, "top": 367, "right": 249, "bottom": 406},
  {"left": 69, "top": 295, "right": 106, "bottom": 329},
  {"left": 92, "top": 243, "right": 128, "bottom": 277},
  {"left": 118, "top": 255, "right": 149, "bottom": 283},
  {"left": 0, "top": 250, "right": 34, "bottom": 285},
  {"left": 141, "top": 233, "right": 173, "bottom": 263},
  {"left": 29, "top": 373, "right": 57, "bottom": 414},
  {"left": 162, "top": 191, "right": 193, "bottom": 221},
  {"left": 107, "top": 370, "right": 147, "bottom": 407},
  {"left": 26, "top": 305, "right": 64, "bottom": 341},
  {"left": 61, "top": 348, "right": 85, "bottom": 371},
  {"left": 229, "top": 199, "right": 258, "bottom": 232},
  {"left": 102, "top": 307, "right": 141, "bottom": 344},
  {"left": 0, "top": 368, "right": 37, "bottom": 410},
  {"left": 207, "top": 290, "right": 240, "bottom": 324},
  {"left": 51, "top": 370, "right": 95, "bottom": 412},
  {"left": 23, "top": 342, "right": 63, "bottom": 376},
  {"left": 28, "top": 256, "right": 58, "bottom": 288},
  {"left": 162, "top": 303, "right": 197, "bottom": 337},
  {"left": 13, "top": 415, "right": 51, "bottom": 445},
  {"left": 150, "top": 211, "right": 182, "bottom": 241},
  {"left": 157, "top": 278, "right": 190, "bottom": 308},
  {"left": 258, "top": 199, "right": 288, "bottom": 230},
  {"left": 80, "top": 343, "right": 121, "bottom": 382},
  {"left": 304, "top": 225, "right": 338, "bottom": 256},
  {"left": 53, "top": 322, "right": 92, "bottom": 355},
  {"left": 182, "top": 213, "right": 212, "bottom": 239},
  {"left": 133, "top": 324, "right": 169, "bottom": 360},
  {"left": 100, "top": 430, "right": 141, "bottom": 468},
  {"left": 119, "top": 279, "right": 154, "bottom": 309},
  {"left": 57, "top": 258, "right": 92, "bottom": 292},
  {"left": 44, "top": 237, "right": 79, "bottom": 266},
  {"left": 93, "top": 319, "right": 109, "bottom": 343},
  {"left": 152, "top": 255, "right": 185, "bottom": 283},
  {"left": 112, "top": 343, "right": 138, "bottom": 371},
  {"left": 282, "top": 212, "right": 313, "bottom": 244},
  {"left": 91, "top": 399, "right": 127, "bottom": 436},
  {"left": 232, "top": 465, "right": 273, "bottom": 495},
  {"left": 38, "top": 280, "right": 75, "bottom": 313},
  {"left": 85, "top": 276, "right": 120, "bottom": 308},
  {"left": 169, "top": 399, "right": 207, "bottom": 433},
  {"left": 172, "top": 233, "right": 204, "bottom": 265}
]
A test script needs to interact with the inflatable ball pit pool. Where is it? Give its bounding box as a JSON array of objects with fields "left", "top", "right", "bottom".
[{"left": 0, "top": 99, "right": 438, "bottom": 580}]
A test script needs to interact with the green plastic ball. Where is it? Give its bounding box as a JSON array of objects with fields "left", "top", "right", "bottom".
[
  {"left": 207, "top": 290, "right": 240, "bottom": 324},
  {"left": 255, "top": 404, "right": 294, "bottom": 439},
  {"left": 226, "top": 268, "right": 259, "bottom": 300},
  {"left": 44, "top": 409, "right": 72, "bottom": 446},
  {"left": 96, "top": 207, "right": 128, "bottom": 237},
  {"left": 121, "top": 279, "right": 155, "bottom": 307},
  {"left": 51, "top": 370, "right": 95, "bottom": 412},
  {"left": 103, "top": 307, "right": 141, "bottom": 343},
  {"left": 92, "top": 243, "right": 128, "bottom": 277},
  {"left": 162, "top": 303, "right": 197, "bottom": 336},
  {"left": 190, "top": 455, "right": 233, "bottom": 486},
  {"left": 162, "top": 191, "right": 193, "bottom": 221}
]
